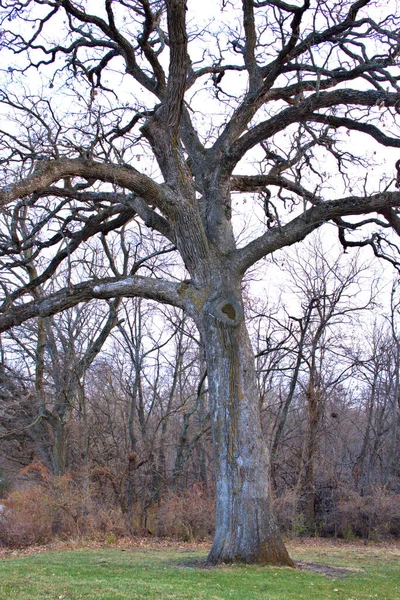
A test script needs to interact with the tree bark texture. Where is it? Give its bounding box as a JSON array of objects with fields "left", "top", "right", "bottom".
[
  {"left": 51, "top": 416, "right": 67, "bottom": 477},
  {"left": 198, "top": 289, "right": 294, "bottom": 565}
]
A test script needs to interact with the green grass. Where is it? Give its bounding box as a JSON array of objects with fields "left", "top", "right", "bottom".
[{"left": 0, "top": 541, "right": 399, "bottom": 600}]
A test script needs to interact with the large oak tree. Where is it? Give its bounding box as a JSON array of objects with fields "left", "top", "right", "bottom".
[{"left": 0, "top": 0, "right": 400, "bottom": 564}]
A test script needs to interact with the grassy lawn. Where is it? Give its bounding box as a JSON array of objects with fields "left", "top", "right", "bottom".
[{"left": 0, "top": 540, "right": 399, "bottom": 600}]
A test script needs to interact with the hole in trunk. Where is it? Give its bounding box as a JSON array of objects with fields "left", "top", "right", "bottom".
[
  {"left": 221, "top": 303, "right": 236, "bottom": 320},
  {"left": 209, "top": 295, "right": 243, "bottom": 326}
]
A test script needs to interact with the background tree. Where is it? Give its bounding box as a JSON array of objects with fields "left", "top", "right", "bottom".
[
  {"left": 0, "top": 301, "right": 119, "bottom": 475},
  {"left": 1, "top": 0, "right": 400, "bottom": 564},
  {"left": 250, "top": 237, "right": 378, "bottom": 531},
  {"left": 285, "top": 241, "right": 374, "bottom": 532}
]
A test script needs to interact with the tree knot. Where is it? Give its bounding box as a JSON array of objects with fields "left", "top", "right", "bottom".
[{"left": 208, "top": 295, "right": 244, "bottom": 326}]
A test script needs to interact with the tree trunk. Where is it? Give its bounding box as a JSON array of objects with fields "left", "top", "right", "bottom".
[
  {"left": 296, "top": 375, "right": 323, "bottom": 534},
  {"left": 51, "top": 416, "right": 67, "bottom": 476},
  {"left": 197, "top": 391, "right": 209, "bottom": 490},
  {"left": 199, "top": 294, "right": 293, "bottom": 566}
]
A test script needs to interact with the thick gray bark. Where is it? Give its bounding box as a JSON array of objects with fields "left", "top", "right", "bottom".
[{"left": 196, "top": 284, "right": 293, "bottom": 565}]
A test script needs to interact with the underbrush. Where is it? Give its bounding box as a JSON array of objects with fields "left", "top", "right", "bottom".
[
  {"left": 0, "top": 465, "right": 214, "bottom": 549},
  {"left": 155, "top": 484, "right": 214, "bottom": 541},
  {"left": 273, "top": 485, "right": 400, "bottom": 540},
  {"left": 1, "top": 464, "right": 399, "bottom": 550}
]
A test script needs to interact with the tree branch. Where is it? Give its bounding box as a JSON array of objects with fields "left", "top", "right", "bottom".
[
  {"left": 231, "top": 173, "right": 320, "bottom": 204},
  {"left": 308, "top": 114, "right": 400, "bottom": 148},
  {"left": 0, "top": 158, "right": 173, "bottom": 215},
  {"left": 227, "top": 89, "right": 400, "bottom": 166},
  {"left": 59, "top": 0, "right": 161, "bottom": 95},
  {"left": 233, "top": 190, "right": 400, "bottom": 274},
  {"left": 164, "top": 0, "right": 188, "bottom": 134},
  {"left": 242, "top": 0, "right": 262, "bottom": 90},
  {"left": 0, "top": 275, "right": 186, "bottom": 333}
]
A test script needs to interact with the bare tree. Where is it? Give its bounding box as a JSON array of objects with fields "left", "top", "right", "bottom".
[
  {"left": 0, "top": 299, "right": 120, "bottom": 475},
  {"left": 251, "top": 237, "right": 377, "bottom": 529},
  {"left": 1, "top": 0, "right": 400, "bottom": 564},
  {"left": 81, "top": 296, "right": 208, "bottom": 525},
  {"left": 352, "top": 311, "right": 400, "bottom": 492},
  {"left": 285, "top": 241, "right": 375, "bottom": 532}
]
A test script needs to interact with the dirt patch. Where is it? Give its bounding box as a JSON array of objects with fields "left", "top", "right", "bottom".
[{"left": 297, "top": 561, "right": 364, "bottom": 578}]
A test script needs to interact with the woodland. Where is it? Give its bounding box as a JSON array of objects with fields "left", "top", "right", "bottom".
[{"left": 0, "top": 0, "right": 400, "bottom": 566}]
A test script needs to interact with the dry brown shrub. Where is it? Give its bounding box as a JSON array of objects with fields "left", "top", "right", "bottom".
[
  {"left": 336, "top": 487, "right": 400, "bottom": 539},
  {"left": 0, "top": 486, "right": 53, "bottom": 548},
  {"left": 155, "top": 484, "right": 215, "bottom": 541},
  {"left": 272, "top": 488, "right": 303, "bottom": 536},
  {"left": 83, "top": 505, "right": 135, "bottom": 540},
  {"left": 0, "top": 463, "right": 138, "bottom": 547}
]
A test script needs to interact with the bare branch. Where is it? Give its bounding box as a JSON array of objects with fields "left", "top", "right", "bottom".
[
  {"left": 233, "top": 190, "right": 400, "bottom": 273},
  {"left": 308, "top": 114, "right": 400, "bottom": 148},
  {"left": 0, "top": 158, "right": 173, "bottom": 215},
  {"left": 164, "top": 0, "right": 188, "bottom": 133},
  {"left": 227, "top": 89, "right": 400, "bottom": 166},
  {"left": 0, "top": 275, "right": 186, "bottom": 333},
  {"left": 231, "top": 173, "right": 320, "bottom": 204},
  {"left": 242, "top": 0, "right": 262, "bottom": 90}
]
